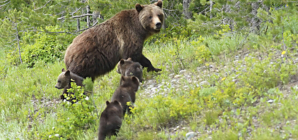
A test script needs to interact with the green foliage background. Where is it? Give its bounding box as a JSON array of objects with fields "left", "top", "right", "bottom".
[{"left": 1, "top": 0, "right": 298, "bottom": 139}]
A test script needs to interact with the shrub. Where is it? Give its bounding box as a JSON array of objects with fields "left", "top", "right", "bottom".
[
  {"left": 6, "top": 25, "right": 75, "bottom": 67},
  {"left": 39, "top": 78, "right": 97, "bottom": 139}
]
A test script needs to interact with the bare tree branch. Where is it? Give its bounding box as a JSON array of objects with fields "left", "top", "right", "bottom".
[
  {"left": 42, "top": 21, "right": 98, "bottom": 34},
  {"left": 0, "top": 0, "right": 10, "bottom": 9},
  {"left": 0, "top": 0, "right": 9, "bottom": 4},
  {"left": 71, "top": 7, "right": 81, "bottom": 16},
  {"left": 34, "top": 0, "right": 52, "bottom": 11},
  {"left": 57, "top": 14, "right": 93, "bottom": 20}
]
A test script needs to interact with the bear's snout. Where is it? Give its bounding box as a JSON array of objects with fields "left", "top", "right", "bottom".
[
  {"left": 156, "top": 22, "right": 161, "bottom": 29},
  {"left": 55, "top": 85, "right": 62, "bottom": 89}
]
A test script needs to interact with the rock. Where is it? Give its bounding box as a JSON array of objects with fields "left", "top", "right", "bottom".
[
  {"left": 186, "top": 132, "right": 195, "bottom": 140},
  {"left": 235, "top": 55, "right": 239, "bottom": 59},
  {"left": 199, "top": 81, "right": 210, "bottom": 86},
  {"left": 179, "top": 69, "right": 187, "bottom": 74},
  {"left": 267, "top": 99, "right": 274, "bottom": 103},
  {"left": 173, "top": 126, "right": 180, "bottom": 131},
  {"left": 171, "top": 79, "right": 177, "bottom": 83},
  {"left": 174, "top": 75, "right": 182, "bottom": 78}
]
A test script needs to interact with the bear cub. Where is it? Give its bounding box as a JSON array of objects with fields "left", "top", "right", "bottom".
[
  {"left": 55, "top": 68, "right": 84, "bottom": 103},
  {"left": 98, "top": 100, "right": 123, "bottom": 140},
  {"left": 116, "top": 58, "right": 143, "bottom": 82},
  {"left": 111, "top": 76, "right": 140, "bottom": 116}
]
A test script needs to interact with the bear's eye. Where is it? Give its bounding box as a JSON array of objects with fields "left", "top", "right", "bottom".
[
  {"left": 58, "top": 81, "right": 61, "bottom": 83},
  {"left": 149, "top": 16, "right": 152, "bottom": 19},
  {"left": 158, "top": 14, "right": 162, "bottom": 18}
]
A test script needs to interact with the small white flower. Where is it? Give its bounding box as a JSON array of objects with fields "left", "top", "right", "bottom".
[
  {"left": 55, "top": 134, "right": 60, "bottom": 137},
  {"left": 52, "top": 127, "right": 55, "bottom": 130},
  {"left": 49, "top": 135, "right": 52, "bottom": 138},
  {"left": 85, "top": 96, "right": 89, "bottom": 100}
]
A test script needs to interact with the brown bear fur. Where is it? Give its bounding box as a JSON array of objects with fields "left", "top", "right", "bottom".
[
  {"left": 64, "top": 0, "right": 164, "bottom": 81},
  {"left": 116, "top": 58, "right": 143, "bottom": 82},
  {"left": 111, "top": 76, "right": 139, "bottom": 116},
  {"left": 55, "top": 68, "right": 84, "bottom": 102},
  {"left": 98, "top": 100, "right": 123, "bottom": 140}
]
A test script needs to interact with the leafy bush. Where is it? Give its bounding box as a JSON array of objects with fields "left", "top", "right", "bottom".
[
  {"left": 40, "top": 78, "right": 97, "bottom": 139},
  {"left": 191, "top": 36, "right": 212, "bottom": 64},
  {"left": 6, "top": 25, "right": 75, "bottom": 67},
  {"left": 128, "top": 94, "right": 201, "bottom": 130}
]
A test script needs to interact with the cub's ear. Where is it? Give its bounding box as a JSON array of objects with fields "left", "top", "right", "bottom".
[
  {"left": 106, "top": 101, "right": 110, "bottom": 105},
  {"left": 132, "top": 76, "right": 140, "bottom": 84},
  {"left": 127, "top": 57, "right": 132, "bottom": 61},
  {"left": 62, "top": 68, "right": 65, "bottom": 72},
  {"left": 136, "top": 4, "right": 144, "bottom": 13},
  {"left": 113, "top": 100, "right": 120, "bottom": 105},
  {"left": 65, "top": 70, "right": 70, "bottom": 77},
  {"left": 120, "top": 59, "right": 125, "bottom": 65},
  {"left": 155, "top": 0, "right": 162, "bottom": 8}
]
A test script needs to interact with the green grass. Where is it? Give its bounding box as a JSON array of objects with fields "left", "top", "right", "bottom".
[{"left": 1, "top": 8, "right": 298, "bottom": 140}]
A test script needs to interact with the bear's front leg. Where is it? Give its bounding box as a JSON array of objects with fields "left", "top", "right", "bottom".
[{"left": 138, "top": 54, "right": 161, "bottom": 72}]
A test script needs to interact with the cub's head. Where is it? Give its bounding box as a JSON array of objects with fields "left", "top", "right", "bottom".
[
  {"left": 116, "top": 58, "right": 133, "bottom": 74},
  {"left": 120, "top": 76, "right": 140, "bottom": 92},
  {"left": 55, "top": 68, "right": 70, "bottom": 89},
  {"left": 136, "top": 0, "right": 164, "bottom": 33},
  {"left": 105, "top": 100, "right": 123, "bottom": 115}
]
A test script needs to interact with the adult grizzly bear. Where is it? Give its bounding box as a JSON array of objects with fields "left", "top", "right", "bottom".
[{"left": 64, "top": 0, "right": 164, "bottom": 81}]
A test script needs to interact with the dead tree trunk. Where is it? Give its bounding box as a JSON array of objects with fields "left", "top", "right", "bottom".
[
  {"left": 183, "top": 0, "right": 192, "bottom": 19},
  {"left": 86, "top": 5, "right": 90, "bottom": 28},
  {"left": 15, "top": 23, "right": 22, "bottom": 64},
  {"left": 250, "top": 2, "right": 260, "bottom": 33},
  {"left": 77, "top": 18, "right": 80, "bottom": 31},
  {"left": 210, "top": 0, "right": 213, "bottom": 19}
]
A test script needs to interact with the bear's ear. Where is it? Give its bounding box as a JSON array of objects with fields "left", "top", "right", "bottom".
[
  {"left": 135, "top": 4, "right": 144, "bottom": 13},
  {"left": 154, "top": 0, "right": 162, "bottom": 8},
  {"left": 113, "top": 100, "right": 120, "bottom": 105},
  {"left": 65, "top": 70, "right": 70, "bottom": 77},
  {"left": 132, "top": 76, "right": 140, "bottom": 84},
  {"left": 120, "top": 59, "right": 125, "bottom": 65},
  {"left": 106, "top": 101, "right": 110, "bottom": 105},
  {"left": 62, "top": 68, "right": 65, "bottom": 72},
  {"left": 136, "top": 67, "right": 141, "bottom": 72},
  {"left": 127, "top": 57, "right": 132, "bottom": 61}
]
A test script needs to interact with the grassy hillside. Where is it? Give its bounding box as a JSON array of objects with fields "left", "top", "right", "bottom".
[{"left": 1, "top": 8, "right": 298, "bottom": 140}]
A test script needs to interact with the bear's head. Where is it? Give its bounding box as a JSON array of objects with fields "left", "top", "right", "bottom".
[
  {"left": 120, "top": 76, "right": 140, "bottom": 92},
  {"left": 136, "top": 0, "right": 164, "bottom": 33},
  {"left": 55, "top": 68, "right": 70, "bottom": 89},
  {"left": 116, "top": 58, "right": 133, "bottom": 74},
  {"left": 105, "top": 100, "right": 123, "bottom": 116}
]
